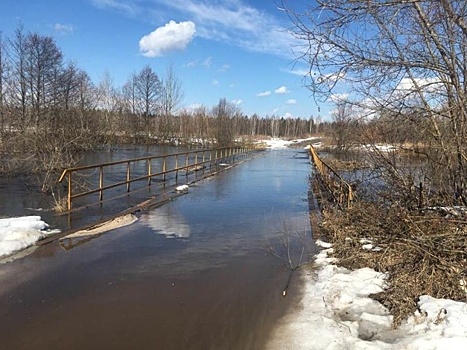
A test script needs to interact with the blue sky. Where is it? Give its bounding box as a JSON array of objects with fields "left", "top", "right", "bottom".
[{"left": 1, "top": 0, "right": 327, "bottom": 120}]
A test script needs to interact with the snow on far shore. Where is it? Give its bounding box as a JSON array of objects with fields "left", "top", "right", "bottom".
[
  {"left": 267, "top": 240, "right": 467, "bottom": 350},
  {"left": 363, "top": 144, "right": 398, "bottom": 152},
  {"left": 0, "top": 216, "right": 60, "bottom": 258},
  {"left": 262, "top": 137, "right": 318, "bottom": 149}
]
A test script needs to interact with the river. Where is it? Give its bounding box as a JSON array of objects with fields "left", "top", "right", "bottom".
[{"left": 0, "top": 147, "right": 316, "bottom": 349}]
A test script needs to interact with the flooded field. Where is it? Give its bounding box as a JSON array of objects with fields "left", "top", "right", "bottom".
[{"left": 0, "top": 148, "right": 317, "bottom": 349}]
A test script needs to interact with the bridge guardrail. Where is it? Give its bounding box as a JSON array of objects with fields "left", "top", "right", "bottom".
[
  {"left": 58, "top": 146, "right": 257, "bottom": 211},
  {"left": 308, "top": 145, "right": 354, "bottom": 209}
]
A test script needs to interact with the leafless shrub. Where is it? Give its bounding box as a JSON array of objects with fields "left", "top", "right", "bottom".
[{"left": 267, "top": 217, "right": 315, "bottom": 296}]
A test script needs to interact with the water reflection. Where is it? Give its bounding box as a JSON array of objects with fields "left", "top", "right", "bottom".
[{"left": 141, "top": 205, "right": 191, "bottom": 238}]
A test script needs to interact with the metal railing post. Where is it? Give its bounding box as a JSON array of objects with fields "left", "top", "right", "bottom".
[
  {"left": 148, "top": 159, "right": 152, "bottom": 186},
  {"left": 99, "top": 166, "right": 104, "bottom": 201},
  {"left": 67, "top": 172, "right": 72, "bottom": 210},
  {"left": 126, "top": 161, "right": 131, "bottom": 192}
]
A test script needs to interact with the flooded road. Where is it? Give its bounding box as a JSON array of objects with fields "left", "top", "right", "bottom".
[{"left": 0, "top": 148, "right": 317, "bottom": 349}]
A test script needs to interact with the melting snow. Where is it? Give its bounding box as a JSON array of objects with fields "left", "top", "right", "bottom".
[
  {"left": 267, "top": 240, "right": 467, "bottom": 349},
  {"left": 175, "top": 184, "right": 189, "bottom": 192},
  {"left": 0, "top": 216, "right": 60, "bottom": 258},
  {"left": 262, "top": 137, "right": 318, "bottom": 149}
]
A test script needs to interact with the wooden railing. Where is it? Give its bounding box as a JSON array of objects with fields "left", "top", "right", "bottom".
[
  {"left": 308, "top": 145, "right": 354, "bottom": 208},
  {"left": 58, "top": 146, "right": 256, "bottom": 211}
]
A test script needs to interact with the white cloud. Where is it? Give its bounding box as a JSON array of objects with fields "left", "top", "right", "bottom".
[
  {"left": 232, "top": 99, "right": 242, "bottom": 105},
  {"left": 219, "top": 64, "right": 230, "bottom": 72},
  {"left": 286, "top": 99, "right": 296, "bottom": 104},
  {"left": 202, "top": 56, "right": 212, "bottom": 68},
  {"left": 182, "top": 103, "right": 204, "bottom": 114},
  {"left": 329, "top": 93, "right": 349, "bottom": 102},
  {"left": 92, "top": 0, "right": 139, "bottom": 16},
  {"left": 317, "top": 72, "right": 346, "bottom": 86},
  {"left": 394, "top": 77, "right": 441, "bottom": 94},
  {"left": 275, "top": 86, "right": 290, "bottom": 94},
  {"left": 147, "top": 0, "right": 299, "bottom": 58},
  {"left": 386, "top": 76, "right": 444, "bottom": 109},
  {"left": 185, "top": 60, "right": 197, "bottom": 68},
  {"left": 257, "top": 91, "right": 271, "bottom": 97},
  {"left": 283, "top": 112, "right": 293, "bottom": 118},
  {"left": 283, "top": 68, "right": 315, "bottom": 77},
  {"left": 94, "top": 0, "right": 299, "bottom": 58},
  {"left": 53, "top": 23, "right": 73, "bottom": 34},
  {"left": 139, "top": 20, "right": 196, "bottom": 57},
  {"left": 212, "top": 79, "right": 219, "bottom": 86}
]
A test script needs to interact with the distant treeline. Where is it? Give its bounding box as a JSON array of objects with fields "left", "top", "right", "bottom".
[{"left": 0, "top": 26, "right": 323, "bottom": 177}]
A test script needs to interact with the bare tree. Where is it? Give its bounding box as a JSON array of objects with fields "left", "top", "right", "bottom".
[
  {"left": 122, "top": 72, "right": 137, "bottom": 115},
  {"left": 330, "top": 100, "right": 357, "bottom": 152},
  {"left": 24, "top": 32, "right": 63, "bottom": 127},
  {"left": 192, "top": 105, "right": 212, "bottom": 143},
  {"left": 8, "top": 25, "right": 29, "bottom": 130},
  {"left": 160, "top": 64, "right": 184, "bottom": 116},
  {"left": 212, "top": 98, "right": 237, "bottom": 146},
  {"left": 75, "top": 70, "right": 97, "bottom": 130},
  {"left": 134, "top": 65, "right": 161, "bottom": 137},
  {"left": 0, "top": 31, "right": 6, "bottom": 137},
  {"left": 283, "top": 0, "right": 467, "bottom": 205},
  {"left": 122, "top": 72, "right": 140, "bottom": 136},
  {"left": 60, "top": 62, "right": 81, "bottom": 111},
  {"left": 97, "top": 71, "right": 121, "bottom": 142}
]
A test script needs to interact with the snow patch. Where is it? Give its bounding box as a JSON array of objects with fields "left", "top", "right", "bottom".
[
  {"left": 267, "top": 242, "right": 467, "bottom": 349},
  {"left": 363, "top": 144, "right": 398, "bottom": 152},
  {"left": 261, "top": 137, "right": 318, "bottom": 149},
  {"left": 175, "top": 184, "right": 189, "bottom": 192},
  {"left": 0, "top": 216, "right": 60, "bottom": 258}
]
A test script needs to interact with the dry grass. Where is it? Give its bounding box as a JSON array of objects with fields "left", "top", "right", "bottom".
[
  {"left": 320, "top": 201, "right": 467, "bottom": 326},
  {"left": 52, "top": 192, "right": 68, "bottom": 212}
]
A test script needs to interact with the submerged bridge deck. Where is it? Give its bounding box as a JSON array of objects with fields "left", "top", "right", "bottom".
[
  {"left": 41, "top": 146, "right": 261, "bottom": 245},
  {"left": 37, "top": 144, "right": 353, "bottom": 249}
]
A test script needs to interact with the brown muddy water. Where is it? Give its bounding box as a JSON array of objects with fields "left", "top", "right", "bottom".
[{"left": 0, "top": 148, "right": 317, "bottom": 350}]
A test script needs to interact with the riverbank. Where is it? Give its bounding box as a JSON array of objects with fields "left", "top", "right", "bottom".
[
  {"left": 267, "top": 240, "right": 467, "bottom": 349},
  {"left": 267, "top": 142, "right": 467, "bottom": 349},
  {"left": 268, "top": 241, "right": 389, "bottom": 349}
]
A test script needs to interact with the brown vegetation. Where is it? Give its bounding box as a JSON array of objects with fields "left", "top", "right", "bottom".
[
  {"left": 320, "top": 201, "right": 467, "bottom": 326},
  {"left": 310, "top": 143, "right": 467, "bottom": 327}
]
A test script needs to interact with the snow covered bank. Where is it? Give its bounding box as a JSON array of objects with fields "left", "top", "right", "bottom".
[
  {"left": 0, "top": 216, "right": 60, "bottom": 258},
  {"left": 267, "top": 241, "right": 467, "bottom": 349},
  {"left": 262, "top": 137, "right": 318, "bottom": 149}
]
